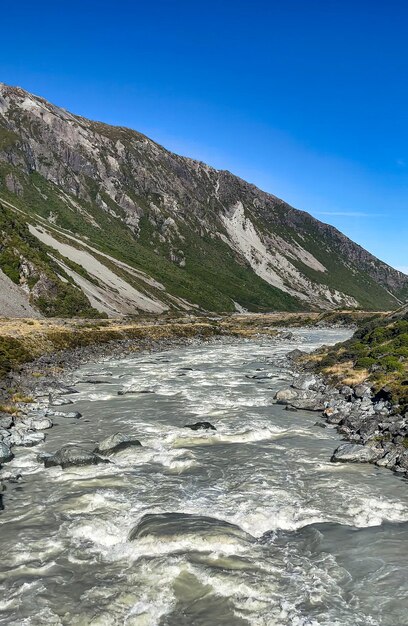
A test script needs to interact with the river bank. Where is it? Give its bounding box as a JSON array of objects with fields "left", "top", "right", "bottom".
[{"left": 275, "top": 356, "right": 408, "bottom": 477}]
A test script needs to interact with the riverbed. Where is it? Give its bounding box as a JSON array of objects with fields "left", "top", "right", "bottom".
[{"left": 1, "top": 328, "right": 408, "bottom": 625}]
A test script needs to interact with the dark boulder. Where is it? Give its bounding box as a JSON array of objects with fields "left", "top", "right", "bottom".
[
  {"left": 286, "top": 349, "right": 304, "bottom": 361},
  {"left": 184, "top": 421, "right": 216, "bottom": 431},
  {"left": 94, "top": 432, "right": 142, "bottom": 455},
  {"left": 0, "top": 442, "right": 14, "bottom": 464},
  {"left": 44, "top": 445, "right": 108, "bottom": 469}
]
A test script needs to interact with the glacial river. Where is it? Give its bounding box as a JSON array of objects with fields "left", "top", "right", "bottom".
[{"left": 1, "top": 328, "right": 408, "bottom": 626}]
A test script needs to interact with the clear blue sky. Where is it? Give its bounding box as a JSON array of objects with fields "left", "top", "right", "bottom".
[{"left": 1, "top": 1, "right": 407, "bottom": 272}]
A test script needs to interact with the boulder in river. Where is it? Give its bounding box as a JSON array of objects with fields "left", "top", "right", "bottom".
[
  {"left": 94, "top": 432, "right": 142, "bottom": 455},
  {"left": 44, "top": 445, "right": 108, "bottom": 469},
  {"left": 18, "top": 417, "right": 53, "bottom": 431},
  {"left": 117, "top": 388, "right": 155, "bottom": 396},
  {"left": 331, "top": 443, "right": 383, "bottom": 464},
  {"left": 129, "top": 512, "right": 253, "bottom": 543},
  {"left": 49, "top": 396, "right": 73, "bottom": 406},
  {"left": 50, "top": 411, "right": 82, "bottom": 419},
  {"left": 275, "top": 388, "right": 299, "bottom": 403},
  {"left": 184, "top": 421, "right": 216, "bottom": 431},
  {"left": 0, "top": 442, "right": 14, "bottom": 463},
  {"left": 10, "top": 429, "right": 46, "bottom": 447}
]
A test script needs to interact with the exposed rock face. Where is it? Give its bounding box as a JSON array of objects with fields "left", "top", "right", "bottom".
[
  {"left": 0, "top": 82, "right": 407, "bottom": 315},
  {"left": 0, "top": 268, "right": 41, "bottom": 318}
]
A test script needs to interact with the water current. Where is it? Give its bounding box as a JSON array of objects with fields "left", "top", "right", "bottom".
[{"left": 1, "top": 328, "right": 408, "bottom": 625}]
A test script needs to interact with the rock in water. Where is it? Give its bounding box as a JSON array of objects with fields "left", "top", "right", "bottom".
[
  {"left": 10, "top": 430, "right": 45, "bottom": 447},
  {"left": 128, "top": 512, "right": 253, "bottom": 543},
  {"left": 44, "top": 445, "right": 108, "bottom": 469},
  {"left": 94, "top": 432, "right": 142, "bottom": 455},
  {"left": 184, "top": 421, "right": 216, "bottom": 431},
  {"left": 331, "top": 443, "right": 383, "bottom": 464},
  {"left": 50, "top": 411, "right": 82, "bottom": 419},
  {"left": 0, "top": 442, "right": 14, "bottom": 463},
  {"left": 274, "top": 388, "right": 299, "bottom": 402}
]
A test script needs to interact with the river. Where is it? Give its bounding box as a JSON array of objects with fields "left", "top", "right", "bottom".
[{"left": 1, "top": 328, "right": 408, "bottom": 626}]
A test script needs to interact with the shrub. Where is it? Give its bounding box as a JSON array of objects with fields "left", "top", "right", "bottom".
[
  {"left": 380, "top": 356, "right": 404, "bottom": 373},
  {"left": 355, "top": 357, "right": 376, "bottom": 369}
]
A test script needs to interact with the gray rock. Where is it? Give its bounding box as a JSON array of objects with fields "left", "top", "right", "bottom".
[
  {"left": 44, "top": 445, "right": 108, "bottom": 469},
  {"left": 10, "top": 430, "right": 45, "bottom": 447},
  {"left": 292, "top": 374, "right": 317, "bottom": 391},
  {"left": 0, "top": 414, "right": 13, "bottom": 429},
  {"left": 49, "top": 396, "right": 73, "bottom": 406},
  {"left": 288, "top": 397, "right": 326, "bottom": 411},
  {"left": 0, "top": 427, "right": 11, "bottom": 441},
  {"left": 0, "top": 442, "right": 14, "bottom": 463},
  {"left": 94, "top": 432, "right": 142, "bottom": 455},
  {"left": 331, "top": 443, "right": 383, "bottom": 464},
  {"left": 376, "top": 449, "right": 400, "bottom": 468},
  {"left": 19, "top": 417, "right": 53, "bottom": 431},
  {"left": 286, "top": 349, "right": 304, "bottom": 360},
  {"left": 49, "top": 411, "right": 82, "bottom": 419},
  {"left": 275, "top": 388, "right": 299, "bottom": 402},
  {"left": 339, "top": 385, "right": 353, "bottom": 397},
  {"left": 396, "top": 451, "right": 408, "bottom": 471},
  {"left": 354, "top": 384, "right": 372, "bottom": 399}
]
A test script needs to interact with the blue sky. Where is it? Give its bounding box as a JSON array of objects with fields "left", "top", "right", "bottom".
[{"left": 1, "top": 1, "right": 407, "bottom": 272}]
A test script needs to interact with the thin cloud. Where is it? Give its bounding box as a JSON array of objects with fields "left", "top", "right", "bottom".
[{"left": 314, "top": 211, "right": 385, "bottom": 218}]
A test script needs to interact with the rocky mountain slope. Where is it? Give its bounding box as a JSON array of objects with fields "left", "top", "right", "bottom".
[{"left": 0, "top": 82, "right": 407, "bottom": 317}]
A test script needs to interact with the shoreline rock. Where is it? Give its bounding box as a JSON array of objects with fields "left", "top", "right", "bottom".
[{"left": 275, "top": 359, "right": 408, "bottom": 477}]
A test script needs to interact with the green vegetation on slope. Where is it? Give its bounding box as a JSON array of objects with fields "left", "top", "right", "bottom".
[
  {"left": 313, "top": 310, "right": 408, "bottom": 409},
  {"left": 0, "top": 202, "right": 104, "bottom": 318},
  {"left": 0, "top": 165, "right": 305, "bottom": 312},
  {"left": 267, "top": 206, "right": 400, "bottom": 311}
]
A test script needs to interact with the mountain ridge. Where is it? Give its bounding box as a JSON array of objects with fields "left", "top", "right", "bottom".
[{"left": 0, "top": 82, "right": 406, "bottom": 317}]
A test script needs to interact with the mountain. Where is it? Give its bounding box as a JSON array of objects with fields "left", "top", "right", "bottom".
[{"left": 0, "top": 82, "right": 406, "bottom": 317}]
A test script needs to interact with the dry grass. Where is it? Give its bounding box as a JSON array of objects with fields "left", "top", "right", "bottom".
[{"left": 323, "top": 360, "right": 370, "bottom": 385}]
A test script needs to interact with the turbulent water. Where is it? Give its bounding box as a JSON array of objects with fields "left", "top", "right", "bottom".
[{"left": 1, "top": 328, "right": 408, "bottom": 626}]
